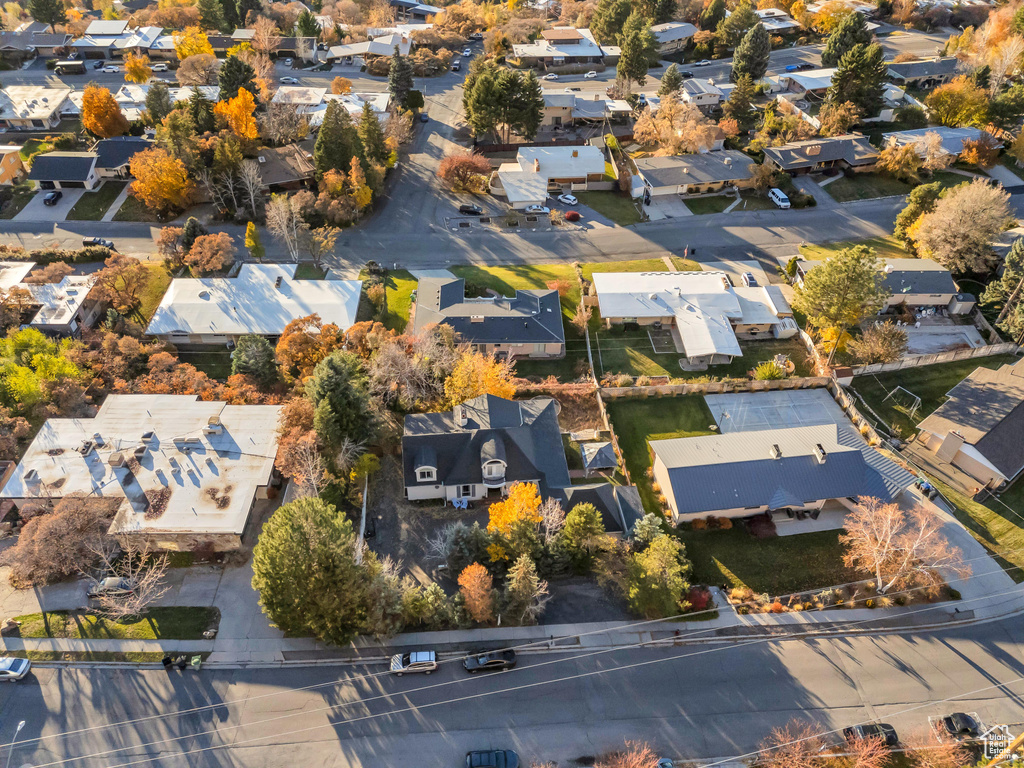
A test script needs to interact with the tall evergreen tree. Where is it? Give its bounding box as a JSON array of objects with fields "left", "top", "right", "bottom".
[
  {"left": 313, "top": 100, "right": 361, "bottom": 176},
  {"left": 296, "top": 9, "right": 320, "bottom": 38},
  {"left": 590, "top": 0, "right": 632, "bottom": 44},
  {"left": 820, "top": 11, "right": 872, "bottom": 68},
  {"left": 218, "top": 0, "right": 239, "bottom": 31},
  {"left": 144, "top": 81, "right": 174, "bottom": 125},
  {"left": 306, "top": 351, "right": 374, "bottom": 453},
  {"left": 826, "top": 43, "right": 887, "bottom": 117},
  {"left": 218, "top": 55, "right": 257, "bottom": 101},
  {"left": 235, "top": 0, "right": 261, "bottom": 26},
  {"left": 231, "top": 334, "right": 277, "bottom": 384},
  {"left": 731, "top": 22, "right": 770, "bottom": 81},
  {"left": 716, "top": 0, "right": 758, "bottom": 47},
  {"left": 654, "top": 0, "right": 676, "bottom": 23},
  {"left": 196, "top": 0, "right": 227, "bottom": 32},
  {"left": 357, "top": 102, "right": 388, "bottom": 165},
  {"left": 658, "top": 63, "right": 683, "bottom": 95},
  {"left": 28, "top": 0, "right": 66, "bottom": 30},
  {"left": 699, "top": 0, "right": 726, "bottom": 31},
  {"left": 617, "top": 11, "right": 656, "bottom": 89},
  {"left": 723, "top": 74, "right": 756, "bottom": 127},
  {"left": 511, "top": 69, "right": 543, "bottom": 142},
  {"left": 387, "top": 46, "right": 414, "bottom": 109},
  {"left": 188, "top": 86, "right": 215, "bottom": 133}
]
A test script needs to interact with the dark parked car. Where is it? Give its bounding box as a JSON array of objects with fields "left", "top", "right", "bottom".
[
  {"left": 844, "top": 724, "right": 898, "bottom": 748},
  {"left": 93, "top": 60, "right": 104, "bottom": 69},
  {"left": 797, "top": 62, "right": 815, "bottom": 70},
  {"left": 464, "top": 649, "right": 516, "bottom": 673},
  {"left": 419, "top": 112, "right": 429, "bottom": 122},
  {"left": 679, "top": 70, "right": 693, "bottom": 78},
  {"left": 83, "top": 237, "right": 115, "bottom": 249},
  {"left": 466, "top": 750, "right": 519, "bottom": 768},
  {"left": 940, "top": 713, "right": 980, "bottom": 740},
  {"left": 43, "top": 190, "right": 63, "bottom": 206},
  {"left": 459, "top": 204, "right": 483, "bottom": 215}
]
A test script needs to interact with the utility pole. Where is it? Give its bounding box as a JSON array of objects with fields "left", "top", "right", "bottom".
[{"left": 986, "top": 730, "right": 1024, "bottom": 766}]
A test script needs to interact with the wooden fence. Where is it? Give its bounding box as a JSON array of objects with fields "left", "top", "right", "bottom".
[{"left": 850, "top": 342, "right": 1019, "bottom": 376}]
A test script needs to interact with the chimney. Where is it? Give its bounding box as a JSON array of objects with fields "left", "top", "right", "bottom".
[
  {"left": 770, "top": 444, "right": 781, "bottom": 460},
  {"left": 572, "top": 149, "right": 578, "bottom": 157},
  {"left": 275, "top": 275, "right": 283, "bottom": 289},
  {"left": 454, "top": 404, "right": 468, "bottom": 427},
  {"left": 813, "top": 444, "right": 827, "bottom": 464},
  {"left": 203, "top": 415, "right": 224, "bottom": 435},
  {"left": 533, "top": 158, "right": 540, "bottom": 172}
]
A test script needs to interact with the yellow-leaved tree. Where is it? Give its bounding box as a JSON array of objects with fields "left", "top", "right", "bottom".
[
  {"left": 348, "top": 162, "right": 373, "bottom": 210},
  {"left": 123, "top": 52, "right": 152, "bottom": 84},
  {"left": 173, "top": 26, "right": 214, "bottom": 59},
  {"left": 129, "top": 147, "right": 195, "bottom": 215},
  {"left": 486, "top": 482, "right": 542, "bottom": 562},
  {"left": 81, "top": 85, "right": 129, "bottom": 138},
  {"left": 443, "top": 351, "right": 515, "bottom": 407},
  {"left": 214, "top": 88, "right": 258, "bottom": 141}
]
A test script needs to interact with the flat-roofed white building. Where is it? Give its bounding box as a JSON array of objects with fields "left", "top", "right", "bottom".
[
  {"left": 0, "top": 395, "right": 283, "bottom": 551},
  {"left": 0, "top": 85, "right": 72, "bottom": 131},
  {"left": 492, "top": 145, "right": 606, "bottom": 208},
  {"left": 0, "top": 261, "right": 101, "bottom": 336},
  {"left": 591, "top": 271, "right": 795, "bottom": 367},
  {"left": 512, "top": 27, "right": 605, "bottom": 69},
  {"left": 146, "top": 263, "right": 363, "bottom": 347}
]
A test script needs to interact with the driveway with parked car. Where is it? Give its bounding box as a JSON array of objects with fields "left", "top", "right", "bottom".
[{"left": 14, "top": 188, "right": 86, "bottom": 223}]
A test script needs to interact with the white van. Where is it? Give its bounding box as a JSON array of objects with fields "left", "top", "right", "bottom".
[
  {"left": 768, "top": 188, "right": 791, "bottom": 209},
  {"left": 151, "top": 63, "right": 169, "bottom": 72}
]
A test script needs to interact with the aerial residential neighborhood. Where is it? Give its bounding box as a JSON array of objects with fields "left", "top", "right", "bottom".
[{"left": 2, "top": 0, "right": 1024, "bottom": 765}]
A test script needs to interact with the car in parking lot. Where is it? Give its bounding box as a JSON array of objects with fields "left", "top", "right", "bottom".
[
  {"left": 0, "top": 657, "right": 31, "bottom": 682},
  {"left": 463, "top": 649, "right": 517, "bottom": 673},
  {"left": 542, "top": 73, "right": 558, "bottom": 80},
  {"left": 459, "top": 203, "right": 484, "bottom": 215},
  {"left": 524, "top": 204, "right": 550, "bottom": 214},
  {"left": 101, "top": 64, "right": 119, "bottom": 73},
  {"left": 938, "top": 713, "right": 981, "bottom": 741},
  {"left": 43, "top": 190, "right": 63, "bottom": 206},
  {"left": 557, "top": 193, "right": 577, "bottom": 205},
  {"left": 694, "top": 59, "right": 711, "bottom": 66},
  {"left": 584, "top": 70, "right": 597, "bottom": 78},
  {"left": 843, "top": 723, "right": 898, "bottom": 748},
  {"left": 87, "top": 576, "right": 136, "bottom": 599},
  {"left": 466, "top": 750, "right": 519, "bottom": 768},
  {"left": 280, "top": 76, "right": 299, "bottom": 84},
  {"left": 83, "top": 237, "right": 115, "bottom": 250},
  {"left": 390, "top": 651, "right": 438, "bottom": 676}
]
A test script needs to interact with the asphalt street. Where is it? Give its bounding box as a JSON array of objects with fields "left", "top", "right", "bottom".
[{"left": 3, "top": 615, "right": 1024, "bottom": 768}]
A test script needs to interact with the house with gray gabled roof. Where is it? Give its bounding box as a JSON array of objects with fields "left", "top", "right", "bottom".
[
  {"left": 651, "top": 423, "right": 915, "bottom": 522},
  {"left": 402, "top": 394, "right": 571, "bottom": 503},
  {"left": 93, "top": 136, "right": 153, "bottom": 179},
  {"left": 412, "top": 277, "right": 565, "bottom": 360},
  {"left": 886, "top": 57, "right": 959, "bottom": 89},
  {"left": 634, "top": 151, "right": 756, "bottom": 197},
  {"left": 762, "top": 134, "right": 878, "bottom": 174},
  {"left": 917, "top": 360, "right": 1024, "bottom": 494},
  {"left": 27, "top": 151, "right": 99, "bottom": 190}
]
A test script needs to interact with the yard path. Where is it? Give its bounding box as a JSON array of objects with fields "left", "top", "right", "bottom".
[{"left": 100, "top": 182, "right": 132, "bottom": 222}]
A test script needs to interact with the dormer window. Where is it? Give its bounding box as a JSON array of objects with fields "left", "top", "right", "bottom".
[
  {"left": 483, "top": 461, "right": 504, "bottom": 479},
  {"left": 417, "top": 467, "right": 435, "bottom": 482}
]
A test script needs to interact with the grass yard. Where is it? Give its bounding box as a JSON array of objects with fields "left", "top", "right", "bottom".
[
  {"left": 683, "top": 338, "right": 815, "bottom": 380},
  {"left": 178, "top": 349, "right": 233, "bottom": 379},
  {"left": 13, "top": 607, "right": 219, "bottom": 640},
  {"left": 0, "top": 183, "right": 35, "bottom": 219},
  {"left": 581, "top": 259, "right": 669, "bottom": 281},
  {"left": 136, "top": 263, "right": 173, "bottom": 323},
  {"left": 604, "top": 395, "right": 715, "bottom": 512},
  {"left": 19, "top": 138, "right": 52, "bottom": 163},
  {"left": 847, "top": 355, "right": 1020, "bottom": 438},
  {"left": 670, "top": 257, "right": 702, "bottom": 271},
  {"left": 933, "top": 479, "right": 1024, "bottom": 584},
  {"left": 824, "top": 173, "right": 914, "bottom": 202},
  {"left": 574, "top": 191, "right": 643, "bottom": 226},
  {"left": 294, "top": 263, "right": 326, "bottom": 280},
  {"left": 799, "top": 235, "right": 910, "bottom": 262},
  {"left": 65, "top": 181, "right": 126, "bottom": 221},
  {"left": 513, "top": 350, "right": 590, "bottom": 380},
  {"left": 357, "top": 268, "right": 417, "bottom": 332},
  {"left": 676, "top": 527, "right": 861, "bottom": 595},
  {"left": 683, "top": 195, "right": 733, "bottom": 215},
  {"left": 112, "top": 194, "right": 162, "bottom": 222},
  {"left": 735, "top": 191, "right": 777, "bottom": 211}
]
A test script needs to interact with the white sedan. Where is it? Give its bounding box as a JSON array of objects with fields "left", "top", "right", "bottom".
[
  {"left": 280, "top": 76, "right": 300, "bottom": 84},
  {"left": 542, "top": 73, "right": 558, "bottom": 80},
  {"left": 584, "top": 70, "right": 598, "bottom": 79},
  {"left": 524, "top": 204, "right": 550, "bottom": 214},
  {"left": 557, "top": 193, "right": 578, "bottom": 205},
  {"left": 101, "top": 65, "right": 119, "bottom": 73},
  {"left": 0, "top": 658, "right": 30, "bottom": 682}
]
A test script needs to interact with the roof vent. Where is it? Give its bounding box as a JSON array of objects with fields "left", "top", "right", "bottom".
[
  {"left": 883, "top": 264, "right": 894, "bottom": 273},
  {"left": 813, "top": 443, "right": 827, "bottom": 464},
  {"left": 258, "top": 155, "right": 266, "bottom": 163},
  {"left": 203, "top": 419, "right": 223, "bottom": 435},
  {"left": 108, "top": 452, "right": 126, "bottom": 468},
  {"left": 141, "top": 430, "right": 156, "bottom": 443},
  {"left": 133, "top": 442, "right": 147, "bottom": 457},
  {"left": 770, "top": 444, "right": 781, "bottom": 460},
  {"left": 24, "top": 468, "right": 40, "bottom": 484},
  {"left": 198, "top": 290, "right": 211, "bottom": 299},
  {"left": 79, "top": 439, "right": 95, "bottom": 456},
  {"left": 274, "top": 275, "right": 283, "bottom": 289}
]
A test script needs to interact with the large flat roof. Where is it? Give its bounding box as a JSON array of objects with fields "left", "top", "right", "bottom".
[
  {"left": 146, "top": 263, "right": 362, "bottom": 337},
  {"left": 0, "top": 395, "right": 282, "bottom": 537}
]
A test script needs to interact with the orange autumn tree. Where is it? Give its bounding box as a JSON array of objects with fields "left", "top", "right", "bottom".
[
  {"left": 81, "top": 85, "right": 129, "bottom": 138},
  {"left": 486, "top": 482, "right": 542, "bottom": 562},
  {"left": 458, "top": 562, "right": 494, "bottom": 623},
  {"left": 214, "top": 87, "right": 258, "bottom": 141},
  {"left": 129, "top": 147, "right": 195, "bottom": 215},
  {"left": 124, "top": 51, "right": 152, "bottom": 84},
  {"left": 443, "top": 350, "right": 515, "bottom": 407},
  {"left": 274, "top": 313, "right": 345, "bottom": 381}
]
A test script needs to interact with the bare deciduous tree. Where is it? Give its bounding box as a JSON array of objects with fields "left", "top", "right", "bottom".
[
  {"left": 594, "top": 740, "right": 661, "bottom": 768},
  {"left": 177, "top": 53, "right": 220, "bottom": 85},
  {"left": 286, "top": 431, "right": 330, "bottom": 497},
  {"left": 251, "top": 16, "right": 281, "bottom": 55},
  {"left": 266, "top": 194, "right": 309, "bottom": 262},
  {"left": 570, "top": 301, "right": 592, "bottom": 336},
  {"left": 301, "top": 225, "right": 341, "bottom": 268},
  {"left": 920, "top": 130, "right": 953, "bottom": 172},
  {"left": 754, "top": 719, "right": 824, "bottom": 768},
  {"left": 903, "top": 738, "right": 972, "bottom": 768},
  {"left": 85, "top": 536, "right": 170, "bottom": 620},
  {"left": 633, "top": 94, "right": 724, "bottom": 156},
  {"left": 259, "top": 103, "right": 309, "bottom": 146},
  {"left": 538, "top": 497, "right": 566, "bottom": 544},
  {"left": 840, "top": 497, "right": 970, "bottom": 594},
  {"left": 238, "top": 160, "right": 264, "bottom": 220},
  {"left": 847, "top": 321, "right": 908, "bottom": 364},
  {"left": 23, "top": 262, "right": 74, "bottom": 284},
  {"left": 988, "top": 34, "right": 1024, "bottom": 95},
  {"left": 911, "top": 179, "right": 1012, "bottom": 272}
]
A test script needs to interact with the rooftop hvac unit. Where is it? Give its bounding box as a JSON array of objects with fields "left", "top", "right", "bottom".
[
  {"left": 203, "top": 416, "right": 223, "bottom": 435},
  {"left": 141, "top": 430, "right": 156, "bottom": 444},
  {"left": 770, "top": 444, "right": 781, "bottom": 460},
  {"left": 79, "top": 440, "right": 95, "bottom": 456},
  {"left": 23, "top": 468, "right": 40, "bottom": 483},
  {"left": 108, "top": 452, "right": 126, "bottom": 468}
]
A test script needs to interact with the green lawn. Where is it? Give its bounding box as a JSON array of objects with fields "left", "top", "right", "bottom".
[
  {"left": 825, "top": 173, "right": 914, "bottom": 202},
  {"left": 13, "top": 607, "right": 220, "bottom": 640},
  {"left": 112, "top": 194, "right": 163, "bottom": 222},
  {"left": 799, "top": 235, "right": 911, "bottom": 261},
  {"left": 581, "top": 259, "right": 670, "bottom": 281},
  {"left": 137, "top": 263, "right": 173, "bottom": 323},
  {"left": 19, "top": 138, "right": 52, "bottom": 163},
  {"left": 0, "top": 183, "right": 35, "bottom": 220},
  {"left": 677, "top": 527, "right": 861, "bottom": 594},
  {"left": 178, "top": 349, "right": 233, "bottom": 379},
  {"left": 513, "top": 350, "right": 590, "bottom": 380},
  {"left": 294, "top": 263, "right": 327, "bottom": 280},
  {"left": 847, "top": 355, "right": 1020, "bottom": 438},
  {"left": 604, "top": 395, "right": 715, "bottom": 512},
  {"left": 65, "top": 181, "right": 126, "bottom": 221},
  {"left": 356, "top": 268, "right": 417, "bottom": 332},
  {"left": 932, "top": 479, "right": 1024, "bottom": 584},
  {"left": 670, "top": 257, "right": 702, "bottom": 271},
  {"left": 684, "top": 195, "right": 733, "bottom": 215},
  {"left": 574, "top": 191, "right": 643, "bottom": 226}
]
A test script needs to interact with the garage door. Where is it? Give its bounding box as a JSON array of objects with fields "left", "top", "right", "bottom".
[
  {"left": 61, "top": 181, "right": 85, "bottom": 188},
  {"left": 39, "top": 181, "right": 55, "bottom": 190}
]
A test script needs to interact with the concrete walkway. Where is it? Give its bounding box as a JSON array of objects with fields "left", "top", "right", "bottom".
[{"left": 100, "top": 182, "right": 132, "bottom": 222}]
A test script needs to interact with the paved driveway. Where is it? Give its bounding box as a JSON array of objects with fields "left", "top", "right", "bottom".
[{"left": 14, "top": 188, "right": 85, "bottom": 222}]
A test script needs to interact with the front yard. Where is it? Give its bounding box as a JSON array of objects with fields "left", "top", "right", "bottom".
[
  {"left": 0, "top": 183, "right": 35, "bottom": 220},
  {"left": 799, "top": 235, "right": 911, "bottom": 261},
  {"left": 934, "top": 479, "right": 1024, "bottom": 585},
  {"left": 112, "top": 194, "right": 162, "bottom": 222},
  {"left": 65, "top": 181, "right": 126, "bottom": 221},
  {"left": 177, "top": 349, "right": 234, "bottom": 378},
  {"left": 13, "top": 607, "right": 219, "bottom": 640},
  {"left": 574, "top": 191, "right": 643, "bottom": 226},
  {"left": 684, "top": 195, "right": 733, "bottom": 215},
  {"left": 824, "top": 171, "right": 970, "bottom": 203}
]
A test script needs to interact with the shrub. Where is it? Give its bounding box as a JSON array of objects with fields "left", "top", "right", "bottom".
[
  {"left": 717, "top": 517, "right": 733, "bottom": 530},
  {"left": 565, "top": 210, "right": 581, "bottom": 222},
  {"left": 686, "top": 587, "right": 711, "bottom": 612},
  {"left": 636, "top": 375, "right": 651, "bottom": 386},
  {"left": 865, "top": 598, "right": 876, "bottom": 608},
  {"left": 737, "top": 605, "right": 750, "bottom": 614},
  {"left": 690, "top": 518, "right": 708, "bottom": 531},
  {"left": 769, "top": 600, "right": 785, "bottom": 613}
]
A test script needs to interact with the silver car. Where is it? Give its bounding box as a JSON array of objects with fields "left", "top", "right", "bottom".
[
  {"left": 390, "top": 651, "right": 437, "bottom": 676},
  {"left": 0, "top": 657, "right": 30, "bottom": 682}
]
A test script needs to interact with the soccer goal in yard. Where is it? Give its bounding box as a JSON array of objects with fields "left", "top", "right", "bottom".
[{"left": 882, "top": 385, "right": 922, "bottom": 421}]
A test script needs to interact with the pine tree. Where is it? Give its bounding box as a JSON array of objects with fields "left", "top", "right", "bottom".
[
  {"left": 144, "top": 81, "right": 174, "bottom": 125},
  {"left": 716, "top": 0, "right": 758, "bottom": 47},
  {"left": 306, "top": 350, "right": 374, "bottom": 453},
  {"left": 181, "top": 216, "right": 208, "bottom": 251},
  {"left": 654, "top": 0, "right": 675, "bottom": 23},
  {"left": 558, "top": 503, "right": 606, "bottom": 572},
  {"left": 590, "top": 0, "right": 631, "bottom": 44},
  {"left": 387, "top": 46, "right": 414, "bottom": 109},
  {"left": 296, "top": 9, "right": 320, "bottom": 38},
  {"left": 513, "top": 70, "right": 544, "bottom": 142},
  {"left": 503, "top": 554, "right": 549, "bottom": 625},
  {"left": 28, "top": 0, "right": 66, "bottom": 30},
  {"left": 313, "top": 100, "right": 361, "bottom": 176},
  {"left": 820, "top": 11, "right": 872, "bottom": 68},
  {"left": 617, "top": 11, "right": 657, "bottom": 90},
  {"left": 658, "top": 63, "right": 683, "bottom": 95},
  {"left": 357, "top": 102, "right": 388, "bottom": 165},
  {"left": 231, "top": 334, "right": 277, "bottom": 384},
  {"left": 731, "top": 22, "right": 770, "bottom": 82},
  {"left": 187, "top": 86, "right": 215, "bottom": 133},
  {"left": 826, "top": 43, "right": 887, "bottom": 117},
  {"left": 218, "top": 0, "right": 239, "bottom": 31},
  {"left": 699, "top": 0, "right": 726, "bottom": 31},
  {"left": 196, "top": 0, "right": 227, "bottom": 32},
  {"left": 235, "top": 0, "right": 261, "bottom": 26},
  {"left": 218, "top": 55, "right": 256, "bottom": 101},
  {"left": 723, "top": 74, "right": 756, "bottom": 127}
]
